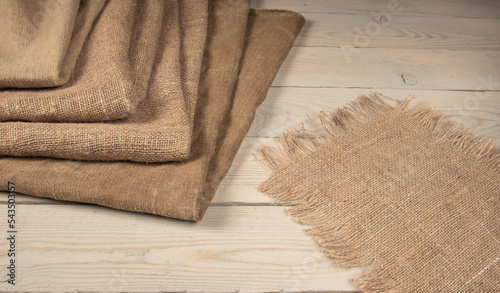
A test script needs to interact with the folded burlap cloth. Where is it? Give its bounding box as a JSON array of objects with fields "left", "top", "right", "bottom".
[
  {"left": 0, "top": 0, "right": 201, "bottom": 124},
  {"left": 0, "top": 0, "right": 106, "bottom": 89},
  {"left": 257, "top": 94, "right": 499, "bottom": 292},
  {"left": 0, "top": 0, "right": 208, "bottom": 162},
  {"left": 0, "top": 2, "right": 305, "bottom": 221}
]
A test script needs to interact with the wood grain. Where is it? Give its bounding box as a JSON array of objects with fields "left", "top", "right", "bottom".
[
  {"left": 0, "top": 204, "right": 365, "bottom": 292},
  {"left": 251, "top": 0, "right": 500, "bottom": 19},
  {"left": 274, "top": 47, "right": 500, "bottom": 90},
  {"left": 294, "top": 13, "right": 500, "bottom": 49},
  {"left": 251, "top": 88, "right": 500, "bottom": 141}
]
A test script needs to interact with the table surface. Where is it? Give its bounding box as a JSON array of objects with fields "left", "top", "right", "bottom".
[{"left": 1, "top": 0, "right": 499, "bottom": 292}]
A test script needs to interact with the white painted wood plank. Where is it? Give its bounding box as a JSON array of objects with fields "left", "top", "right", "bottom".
[
  {"left": 250, "top": 88, "right": 500, "bottom": 141},
  {"left": 294, "top": 13, "right": 500, "bottom": 49},
  {"left": 273, "top": 47, "right": 500, "bottom": 91},
  {"left": 0, "top": 204, "right": 365, "bottom": 292},
  {"left": 251, "top": 0, "right": 500, "bottom": 19}
]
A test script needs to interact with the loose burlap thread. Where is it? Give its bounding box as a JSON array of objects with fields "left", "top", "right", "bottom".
[
  {"left": 0, "top": 1, "right": 305, "bottom": 221},
  {"left": 0, "top": 0, "right": 208, "bottom": 162},
  {"left": 0, "top": 0, "right": 106, "bottom": 89},
  {"left": 257, "top": 93, "right": 500, "bottom": 292}
]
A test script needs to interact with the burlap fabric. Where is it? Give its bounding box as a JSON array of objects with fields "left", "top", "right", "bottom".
[
  {"left": 0, "top": 2, "right": 305, "bottom": 221},
  {"left": 0, "top": 0, "right": 106, "bottom": 89},
  {"left": 0, "top": 0, "right": 208, "bottom": 162},
  {"left": 257, "top": 94, "right": 500, "bottom": 292},
  {"left": 0, "top": 0, "right": 166, "bottom": 122}
]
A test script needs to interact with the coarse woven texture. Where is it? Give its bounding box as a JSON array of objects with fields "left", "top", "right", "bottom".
[
  {"left": 0, "top": 0, "right": 106, "bottom": 89},
  {"left": 0, "top": 0, "right": 208, "bottom": 162},
  {"left": 0, "top": 0, "right": 164, "bottom": 122},
  {"left": 257, "top": 93, "right": 500, "bottom": 292},
  {"left": 0, "top": 3, "right": 305, "bottom": 221}
]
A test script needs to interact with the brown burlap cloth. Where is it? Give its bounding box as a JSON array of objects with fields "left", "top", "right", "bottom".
[
  {"left": 257, "top": 93, "right": 500, "bottom": 292},
  {"left": 0, "top": 0, "right": 106, "bottom": 89},
  {"left": 0, "top": 0, "right": 208, "bottom": 162},
  {"left": 0, "top": 2, "right": 305, "bottom": 221},
  {"left": 0, "top": 0, "right": 189, "bottom": 123}
]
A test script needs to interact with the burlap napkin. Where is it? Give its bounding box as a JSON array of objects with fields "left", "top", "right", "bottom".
[
  {"left": 0, "top": 2, "right": 305, "bottom": 221},
  {"left": 257, "top": 94, "right": 500, "bottom": 292},
  {"left": 0, "top": 0, "right": 106, "bottom": 89},
  {"left": 0, "top": 0, "right": 208, "bottom": 162},
  {"left": 0, "top": 0, "right": 166, "bottom": 123}
]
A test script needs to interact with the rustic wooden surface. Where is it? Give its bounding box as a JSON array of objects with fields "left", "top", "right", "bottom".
[{"left": 1, "top": 0, "right": 499, "bottom": 292}]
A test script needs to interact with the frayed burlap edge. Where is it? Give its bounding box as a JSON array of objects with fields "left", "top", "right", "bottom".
[{"left": 255, "top": 93, "right": 500, "bottom": 291}]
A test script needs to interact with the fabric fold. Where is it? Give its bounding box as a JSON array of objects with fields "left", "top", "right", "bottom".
[
  {"left": 0, "top": 0, "right": 208, "bottom": 162},
  {"left": 0, "top": 0, "right": 106, "bottom": 89},
  {"left": 0, "top": 0, "right": 163, "bottom": 122},
  {"left": 0, "top": 2, "right": 305, "bottom": 221}
]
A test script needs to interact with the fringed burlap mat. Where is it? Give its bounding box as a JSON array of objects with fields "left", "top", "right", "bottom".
[
  {"left": 257, "top": 94, "right": 499, "bottom": 292},
  {"left": 0, "top": 2, "right": 305, "bottom": 221}
]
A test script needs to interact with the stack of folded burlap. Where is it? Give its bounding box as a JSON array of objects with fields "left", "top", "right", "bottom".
[{"left": 0, "top": 0, "right": 305, "bottom": 221}]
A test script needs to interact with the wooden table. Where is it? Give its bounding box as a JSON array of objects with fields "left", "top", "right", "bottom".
[{"left": 1, "top": 0, "right": 499, "bottom": 291}]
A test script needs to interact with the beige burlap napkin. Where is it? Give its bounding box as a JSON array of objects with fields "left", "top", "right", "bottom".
[
  {"left": 0, "top": 0, "right": 208, "bottom": 162},
  {"left": 257, "top": 94, "right": 499, "bottom": 292},
  {"left": 0, "top": 2, "right": 305, "bottom": 221},
  {"left": 0, "top": 0, "right": 166, "bottom": 123},
  {"left": 0, "top": 0, "right": 106, "bottom": 89}
]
